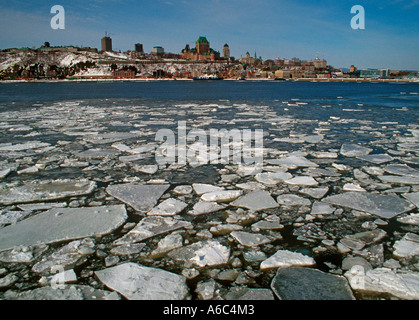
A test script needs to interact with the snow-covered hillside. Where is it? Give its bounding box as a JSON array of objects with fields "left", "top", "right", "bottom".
[{"left": 0, "top": 49, "right": 230, "bottom": 79}]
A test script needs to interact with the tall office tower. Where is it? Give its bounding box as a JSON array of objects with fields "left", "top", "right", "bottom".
[{"left": 101, "top": 36, "right": 112, "bottom": 52}]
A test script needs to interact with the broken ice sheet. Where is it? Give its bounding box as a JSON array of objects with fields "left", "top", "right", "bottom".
[
  {"left": 94, "top": 262, "right": 188, "bottom": 300},
  {"left": 147, "top": 198, "right": 188, "bottom": 216},
  {"left": 0, "top": 179, "right": 96, "bottom": 206},
  {"left": 31, "top": 238, "right": 95, "bottom": 274},
  {"left": 285, "top": 176, "right": 318, "bottom": 186},
  {"left": 402, "top": 192, "right": 419, "bottom": 208},
  {"left": 255, "top": 171, "right": 292, "bottom": 185},
  {"left": 266, "top": 155, "right": 319, "bottom": 168},
  {"left": 0, "top": 205, "right": 127, "bottom": 252},
  {"left": 231, "top": 190, "right": 279, "bottom": 211},
  {"left": 324, "top": 192, "right": 415, "bottom": 219},
  {"left": 189, "top": 201, "right": 226, "bottom": 216},
  {"left": 383, "top": 164, "right": 419, "bottom": 177},
  {"left": 113, "top": 216, "right": 191, "bottom": 246},
  {"left": 340, "top": 144, "right": 372, "bottom": 157},
  {"left": 357, "top": 154, "right": 394, "bottom": 164},
  {"left": 0, "top": 141, "right": 50, "bottom": 152},
  {"left": 230, "top": 231, "right": 271, "bottom": 247},
  {"left": 378, "top": 175, "right": 419, "bottom": 185},
  {"left": 0, "top": 210, "right": 31, "bottom": 226},
  {"left": 168, "top": 240, "right": 230, "bottom": 268},
  {"left": 105, "top": 183, "right": 169, "bottom": 213}
]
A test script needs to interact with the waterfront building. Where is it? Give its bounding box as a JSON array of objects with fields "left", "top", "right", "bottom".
[
  {"left": 113, "top": 69, "right": 135, "bottom": 79},
  {"left": 359, "top": 68, "right": 390, "bottom": 78},
  {"left": 101, "top": 36, "right": 112, "bottom": 52},
  {"left": 275, "top": 70, "right": 291, "bottom": 79}
]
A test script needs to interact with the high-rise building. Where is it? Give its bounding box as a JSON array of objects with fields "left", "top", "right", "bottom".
[
  {"left": 101, "top": 36, "right": 112, "bottom": 52},
  {"left": 222, "top": 44, "right": 230, "bottom": 59},
  {"left": 135, "top": 43, "right": 144, "bottom": 54}
]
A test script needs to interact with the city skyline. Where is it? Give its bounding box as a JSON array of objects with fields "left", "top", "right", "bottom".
[{"left": 0, "top": 0, "right": 418, "bottom": 70}]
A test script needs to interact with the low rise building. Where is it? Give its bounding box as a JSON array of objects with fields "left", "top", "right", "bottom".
[
  {"left": 360, "top": 68, "right": 390, "bottom": 78},
  {"left": 152, "top": 46, "right": 165, "bottom": 56},
  {"left": 275, "top": 70, "right": 291, "bottom": 79},
  {"left": 113, "top": 69, "right": 135, "bottom": 79}
]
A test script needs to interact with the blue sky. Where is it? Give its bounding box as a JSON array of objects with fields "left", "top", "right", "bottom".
[{"left": 0, "top": 0, "right": 418, "bottom": 70}]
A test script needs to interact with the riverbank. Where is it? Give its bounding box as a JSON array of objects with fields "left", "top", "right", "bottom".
[{"left": 1, "top": 77, "right": 418, "bottom": 84}]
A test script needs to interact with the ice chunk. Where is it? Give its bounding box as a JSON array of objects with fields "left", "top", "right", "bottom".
[
  {"left": 132, "top": 164, "right": 158, "bottom": 175},
  {"left": 357, "top": 154, "right": 394, "bottom": 164},
  {"left": 0, "top": 244, "right": 48, "bottom": 263},
  {"left": 0, "top": 179, "right": 96, "bottom": 206},
  {"left": 150, "top": 233, "right": 183, "bottom": 257},
  {"left": 340, "top": 144, "right": 372, "bottom": 157},
  {"left": 76, "top": 148, "right": 119, "bottom": 159},
  {"left": 255, "top": 171, "right": 292, "bottom": 185},
  {"left": 168, "top": 240, "right": 230, "bottom": 268},
  {"left": 200, "top": 190, "right": 243, "bottom": 203},
  {"left": 272, "top": 267, "right": 355, "bottom": 300},
  {"left": 106, "top": 183, "right": 169, "bottom": 213},
  {"left": 343, "top": 183, "right": 366, "bottom": 192},
  {"left": 113, "top": 216, "right": 191, "bottom": 246},
  {"left": 267, "top": 155, "right": 319, "bottom": 168},
  {"left": 397, "top": 213, "right": 419, "bottom": 225},
  {"left": 383, "top": 164, "right": 419, "bottom": 177},
  {"left": 192, "top": 183, "right": 224, "bottom": 195},
  {"left": 299, "top": 187, "right": 329, "bottom": 199},
  {"left": 231, "top": 190, "right": 279, "bottom": 211},
  {"left": 95, "top": 262, "right": 188, "bottom": 300},
  {"left": 173, "top": 185, "right": 193, "bottom": 195},
  {"left": 230, "top": 231, "right": 271, "bottom": 247},
  {"left": 0, "top": 168, "right": 11, "bottom": 179},
  {"left": 324, "top": 192, "right": 415, "bottom": 219},
  {"left": 189, "top": 201, "right": 226, "bottom": 216},
  {"left": 393, "top": 233, "right": 419, "bottom": 259},
  {"left": 310, "top": 201, "right": 335, "bottom": 215},
  {"left": 4, "top": 285, "right": 120, "bottom": 300},
  {"left": 378, "top": 175, "right": 419, "bottom": 185},
  {"left": 0, "top": 205, "right": 127, "bottom": 252},
  {"left": 276, "top": 194, "right": 311, "bottom": 206},
  {"left": 285, "top": 176, "right": 318, "bottom": 186},
  {"left": 32, "top": 238, "right": 95, "bottom": 274},
  {"left": 260, "top": 250, "right": 315, "bottom": 270},
  {"left": 312, "top": 152, "right": 338, "bottom": 159},
  {"left": 0, "top": 141, "right": 50, "bottom": 152},
  {"left": 147, "top": 198, "right": 188, "bottom": 216},
  {"left": 345, "top": 267, "right": 419, "bottom": 300},
  {"left": 403, "top": 192, "right": 419, "bottom": 207}
]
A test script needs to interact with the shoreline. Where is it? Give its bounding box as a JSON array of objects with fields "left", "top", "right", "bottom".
[{"left": 0, "top": 77, "right": 417, "bottom": 84}]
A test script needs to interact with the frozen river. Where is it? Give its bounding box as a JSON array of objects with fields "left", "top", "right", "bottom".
[{"left": 0, "top": 80, "right": 418, "bottom": 300}]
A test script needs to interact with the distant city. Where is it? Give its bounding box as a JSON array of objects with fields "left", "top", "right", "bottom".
[{"left": 0, "top": 34, "right": 418, "bottom": 81}]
